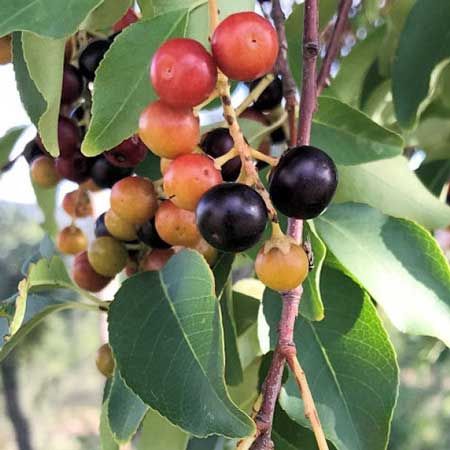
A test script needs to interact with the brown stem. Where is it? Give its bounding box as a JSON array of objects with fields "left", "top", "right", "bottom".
[
  {"left": 271, "top": 0, "right": 298, "bottom": 146},
  {"left": 316, "top": 0, "right": 352, "bottom": 95}
]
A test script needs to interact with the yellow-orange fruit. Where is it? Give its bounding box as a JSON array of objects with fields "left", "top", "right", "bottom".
[
  {"left": 30, "top": 156, "right": 61, "bottom": 188},
  {"left": 57, "top": 225, "right": 88, "bottom": 255},
  {"left": 96, "top": 343, "right": 115, "bottom": 378},
  {"left": 72, "top": 251, "right": 112, "bottom": 292},
  {"left": 62, "top": 189, "right": 93, "bottom": 218},
  {"left": 105, "top": 208, "right": 138, "bottom": 241},
  {"left": 0, "top": 35, "right": 12, "bottom": 65}
]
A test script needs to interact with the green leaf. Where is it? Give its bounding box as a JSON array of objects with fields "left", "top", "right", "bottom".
[
  {"left": 0, "top": 126, "right": 26, "bottom": 167},
  {"left": 12, "top": 32, "right": 46, "bottom": 126},
  {"left": 392, "top": 0, "right": 450, "bottom": 129},
  {"left": 334, "top": 156, "right": 450, "bottom": 229},
  {"left": 108, "top": 372, "right": 149, "bottom": 444},
  {"left": 100, "top": 401, "right": 119, "bottom": 450},
  {"left": 311, "top": 97, "right": 404, "bottom": 165},
  {"left": 0, "top": 0, "right": 103, "bottom": 38},
  {"left": 232, "top": 291, "right": 260, "bottom": 336},
  {"left": 301, "top": 222, "right": 326, "bottom": 321},
  {"left": 134, "top": 151, "right": 162, "bottom": 180},
  {"left": 32, "top": 181, "right": 58, "bottom": 237},
  {"left": 27, "top": 256, "right": 74, "bottom": 290},
  {"left": 264, "top": 266, "right": 399, "bottom": 450},
  {"left": 315, "top": 203, "right": 450, "bottom": 346},
  {"left": 413, "top": 115, "right": 450, "bottom": 162},
  {"left": 221, "top": 280, "right": 243, "bottom": 386},
  {"left": 22, "top": 32, "right": 65, "bottom": 156},
  {"left": 82, "top": 0, "right": 132, "bottom": 32},
  {"left": 82, "top": 9, "right": 189, "bottom": 156},
  {"left": 9, "top": 280, "right": 28, "bottom": 335},
  {"left": 108, "top": 250, "right": 254, "bottom": 438},
  {"left": 212, "top": 253, "right": 235, "bottom": 298},
  {"left": 187, "top": 436, "right": 221, "bottom": 450},
  {"left": 137, "top": 409, "right": 189, "bottom": 450},
  {"left": 416, "top": 159, "right": 450, "bottom": 197},
  {"left": 327, "top": 27, "right": 386, "bottom": 106}
]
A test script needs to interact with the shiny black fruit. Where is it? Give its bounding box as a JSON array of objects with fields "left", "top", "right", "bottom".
[
  {"left": 79, "top": 40, "right": 111, "bottom": 81},
  {"left": 23, "top": 139, "right": 45, "bottom": 164},
  {"left": 90, "top": 157, "right": 133, "bottom": 189},
  {"left": 250, "top": 76, "right": 283, "bottom": 111},
  {"left": 136, "top": 219, "right": 171, "bottom": 249},
  {"left": 200, "top": 128, "right": 241, "bottom": 181},
  {"left": 196, "top": 183, "right": 267, "bottom": 252},
  {"left": 269, "top": 145, "right": 338, "bottom": 219},
  {"left": 55, "top": 150, "right": 93, "bottom": 183},
  {"left": 61, "top": 64, "right": 84, "bottom": 105}
]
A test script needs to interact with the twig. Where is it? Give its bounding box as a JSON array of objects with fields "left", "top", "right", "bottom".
[
  {"left": 271, "top": 0, "right": 298, "bottom": 146},
  {"left": 235, "top": 74, "right": 275, "bottom": 116},
  {"left": 316, "top": 0, "right": 352, "bottom": 95}
]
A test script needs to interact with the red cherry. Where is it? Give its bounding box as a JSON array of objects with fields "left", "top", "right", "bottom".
[
  {"left": 105, "top": 136, "right": 148, "bottom": 168},
  {"left": 211, "top": 12, "right": 279, "bottom": 81},
  {"left": 151, "top": 38, "right": 217, "bottom": 108}
]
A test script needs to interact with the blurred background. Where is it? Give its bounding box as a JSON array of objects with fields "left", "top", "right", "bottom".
[{"left": 1, "top": 0, "right": 450, "bottom": 449}]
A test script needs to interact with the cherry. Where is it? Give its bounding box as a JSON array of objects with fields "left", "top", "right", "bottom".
[
  {"left": 95, "top": 212, "right": 111, "bottom": 238},
  {"left": 57, "top": 225, "right": 88, "bottom": 255},
  {"left": 30, "top": 156, "right": 61, "bottom": 188},
  {"left": 255, "top": 243, "right": 309, "bottom": 291},
  {"left": 88, "top": 236, "right": 128, "bottom": 277},
  {"left": 191, "top": 238, "right": 218, "bottom": 266},
  {"left": 90, "top": 157, "right": 133, "bottom": 188},
  {"left": 250, "top": 76, "right": 283, "bottom": 111},
  {"left": 105, "top": 208, "right": 138, "bottom": 241},
  {"left": 113, "top": 7, "right": 139, "bottom": 32},
  {"left": 62, "top": 189, "right": 93, "bottom": 218},
  {"left": 200, "top": 128, "right": 241, "bottom": 181},
  {"left": 151, "top": 38, "right": 217, "bottom": 108},
  {"left": 136, "top": 219, "right": 171, "bottom": 249},
  {"left": 139, "top": 100, "right": 199, "bottom": 159},
  {"left": 23, "top": 139, "right": 45, "bottom": 164},
  {"left": 104, "top": 136, "right": 147, "bottom": 168},
  {"left": 96, "top": 343, "right": 115, "bottom": 378},
  {"left": 61, "top": 64, "right": 84, "bottom": 105},
  {"left": 163, "top": 154, "right": 223, "bottom": 211},
  {"left": 55, "top": 150, "right": 93, "bottom": 183},
  {"left": 141, "top": 248, "right": 175, "bottom": 271},
  {"left": 160, "top": 158, "right": 172, "bottom": 176},
  {"left": 79, "top": 178, "right": 102, "bottom": 192},
  {"left": 269, "top": 146, "right": 338, "bottom": 219},
  {"left": 110, "top": 176, "right": 158, "bottom": 224},
  {"left": 72, "top": 251, "right": 112, "bottom": 292},
  {"left": 0, "top": 35, "right": 11, "bottom": 65},
  {"left": 196, "top": 183, "right": 268, "bottom": 252},
  {"left": 211, "top": 12, "right": 278, "bottom": 81},
  {"left": 54, "top": 116, "right": 82, "bottom": 158},
  {"left": 79, "top": 40, "right": 111, "bottom": 81},
  {"left": 155, "top": 200, "right": 201, "bottom": 247}
]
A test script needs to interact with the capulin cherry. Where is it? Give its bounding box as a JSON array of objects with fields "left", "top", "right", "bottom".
[
  {"left": 79, "top": 40, "right": 111, "bottom": 81},
  {"left": 61, "top": 64, "right": 84, "bottom": 105},
  {"left": 249, "top": 76, "right": 283, "bottom": 111},
  {"left": 105, "top": 136, "right": 148, "bottom": 168},
  {"left": 90, "top": 157, "right": 133, "bottom": 189}
]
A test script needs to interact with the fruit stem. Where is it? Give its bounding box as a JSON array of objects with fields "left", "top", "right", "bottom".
[
  {"left": 234, "top": 73, "right": 275, "bottom": 117},
  {"left": 248, "top": 110, "right": 288, "bottom": 144},
  {"left": 193, "top": 88, "right": 220, "bottom": 115},
  {"left": 250, "top": 148, "right": 278, "bottom": 167},
  {"left": 213, "top": 147, "right": 239, "bottom": 167}
]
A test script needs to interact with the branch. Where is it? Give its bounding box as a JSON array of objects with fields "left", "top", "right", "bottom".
[
  {"left": 271, "top": 0, "right": 298, "bottom": 146},
  {"left": 316, "top": 0, "right": 352, "bottom": 95}
]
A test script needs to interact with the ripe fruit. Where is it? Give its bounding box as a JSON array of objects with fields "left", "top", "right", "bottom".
[
  {"left": 191, "top": 238, "right": 218, "bottom": 266},
  {"left": 79, "top": 178, "right": 102, "bottom": 192},
  {"left": 55, "top": 150, "right": 93, "bottom": 183},
  {"left": 79, "top": 40, "right": 111, "bottom": 81},
  {"left": 88, "top": 236, "right": 128, "bottom": 277},
  {"left": 110, "top": 176, "right": 158, "bottom": 224},
  {"left": 113, "top": 7, "right": 138, "bottom": 32},
  {"left": 211, "top": 12, "right": 278, "bottom": 81},
  {"left": 62, "top": 189, "right": 93, "bottom": 218},
  {"left": 163, "top": 154, "right": 223, "bottom": 211},
  {"left": 155, "top": 200, "right": 201, "bottom": 247},
  {"left": 72, "top": 251, "right": 112, "bottom": 292},
  {"left": 255, "top": 244, "right": 309, "bottom": 291},
  {"left": 96, "top": 343, "right": 115, "bottom": 378},
  {"left": 0, "top": 35, "right": 12, "bottom": 65},
  {"left": 61, "top": 64, "right": 84, "bottom": 105},
  {"left": 250, "top": 76, "right": 283, "bottom": 111},
  {"left": 139, "top": 100, "right": 199, "bottom": 159},
  {"left": 151, "top": 38, "right": 217, "bottom": 108},
  {"left": 196, "top": 183, "right": 268, "bottom": 252},
  {"left": 95, "top": 213, "right": 111, "bottom": 238},
  {"left": 141, "top": 248, "right": 175, "bottom": 271},
  {"left": 57, "top": 225, "right": 88, "bottom": 255},
  {"left": 30, "top": 156, "right": 61, "bottom": 188},
  {"left": 105, "top": 208, "right": 138, "bottom": 241},
  {"left": 105, "top": 136, "right": 147, "bottom": 168},
  {"left": 269, "top": 146, "right": 338, "bottom": 219},
  {"left": 55, "top": 116, "right": 82, "bottom": 158},
  {"left": 90, "top": 157, "right": 133, "bottom": 188},
  {"left": 200, "top": 128, "right": 241, "bottom": 181},
  {"left": 160, "top": 158, "right": 172, "bottom": 176},
  {"left": 136, "top": 219, "right": 171, "bottom": 249},
  {"left": 23, "top": 139, "right": 45, "bottom": 164}
]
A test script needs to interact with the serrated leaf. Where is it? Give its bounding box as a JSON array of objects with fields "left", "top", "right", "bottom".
[
  {"left": 9, "top": 279, "right": 28, "bottom": 336},
  {"left": 315, "top": 203, "right": 450, "bottom": 346},
  {"left": 82, "top": 10, "right": 189, "bottom": 156},
  {"left": 311, "top": 97, "right": 403, "bottom": 165},
  {"left": 27, "top": 256, "right": 74, "bottom": 290},
  {"left": 264, "top": 266, "right": 399, "bottom": 450},
  {"left": 416, "top": 159, "right": 450, "bottom": 197},
  {"left": 82, "top": 0, "right": 132, "bottom": 32},
  {"left": 392, "top": 0, "right": 450, "bottom": 129},
  {"left": 0, "top": 126, "right": 26, "bottom": 167},
  {"left": 12, "top": 32, "right": 46, "bottom": 126},
  {"left": 22, "top": 32, "right": 65, "bottom": 156},
  {"left": 0, "top": 0, "right": 103, "bottom": 38},
  {"left": 108, "top": 250, "right": 254, "bottom": 438},
  {"left": 107, "top": 372, "right": 149, "bottom": 444},
  {"left": 32, "top": 181, "right": 58, "bottom": 237},
  {"left": 335, "top": 156, "right": 450, "bottom": 229},
  {"left": 137, "top": 409, "right": 189, "bottom": 450}
]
